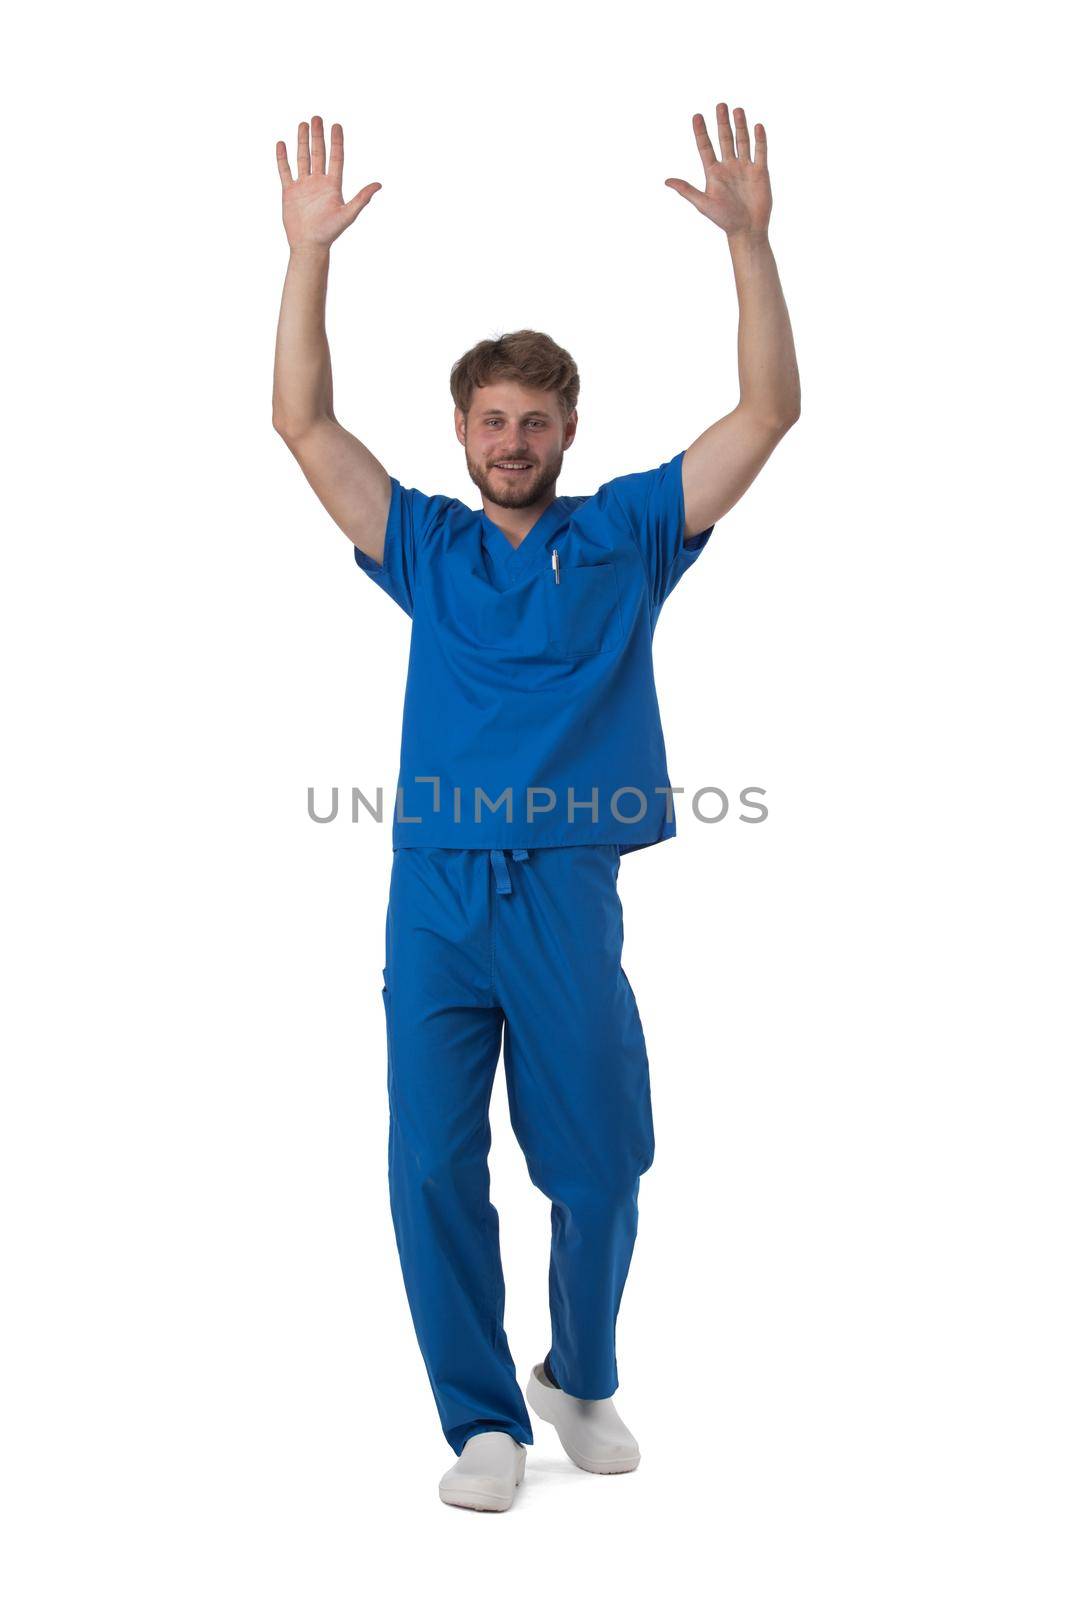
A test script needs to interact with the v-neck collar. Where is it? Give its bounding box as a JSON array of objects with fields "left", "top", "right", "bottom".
[{"left": 480, "top": 495, "right": 571, "bottom": 588}]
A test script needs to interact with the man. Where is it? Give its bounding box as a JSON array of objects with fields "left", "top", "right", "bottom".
[{"left": 272, "top": 103, "right": 800, "bottom": 1512}]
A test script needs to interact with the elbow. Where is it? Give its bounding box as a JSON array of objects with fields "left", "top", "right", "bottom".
[
  {"left": 740, "top": 399, "right": 801, "bottom": 437},
  {"left": 766, "top": 402, "right": 801, "bottom": 435},
  {"left": 272, "top": 407, "right": 332, "bottom": 446},
  {"left": 782, "top": 385, "right": 802, "bottom": 429},
  {"left": 272, "top": 412, "right": 313, "bottom": 448},
  {"left": 273, "top": 408, "right": 306, "bottom": 444}
]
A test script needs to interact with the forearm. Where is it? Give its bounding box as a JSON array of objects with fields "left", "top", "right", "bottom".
[
  {"left": 272, "top": 244, "right": 336, "bottom": 440},
  {"left": 728, "top": 230, "right": 801, "bottom": 428}
]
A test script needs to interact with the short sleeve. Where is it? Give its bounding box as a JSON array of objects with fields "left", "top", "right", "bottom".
[
  {"left": 353, "top": 477, "right": 443, "bottom": 618},
  {"left": 602, "top": 448, "right": 715, "bottom": 614}
]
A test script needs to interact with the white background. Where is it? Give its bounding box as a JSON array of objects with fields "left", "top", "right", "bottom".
[{"left": 2, "top": 1, "right": 1064, "bottom": 1594}]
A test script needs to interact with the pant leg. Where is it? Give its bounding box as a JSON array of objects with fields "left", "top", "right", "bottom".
[
  {"left": 493, "top": 844, "right": 655, "bottom": 1400},
  {"left": 382, "top": 846, "right": 534, "bottom": 1454}
]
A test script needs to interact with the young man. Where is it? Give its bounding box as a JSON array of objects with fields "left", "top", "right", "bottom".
[{"left": 273, "top": 104, "right": 799, "bottom": 1512}]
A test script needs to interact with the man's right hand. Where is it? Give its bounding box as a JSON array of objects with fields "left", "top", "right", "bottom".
[{"left": 276, "top": 115, "right": 381, "bottom": 251}]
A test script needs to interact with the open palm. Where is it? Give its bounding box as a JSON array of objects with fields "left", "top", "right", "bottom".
[
  {"left": 276, "top": 115, "right": 381, "bottom": 250},
  {"left": 665, "top": 104, "right": 771, "bottom": 238}
]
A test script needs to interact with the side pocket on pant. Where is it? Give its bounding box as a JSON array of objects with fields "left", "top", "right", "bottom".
[
  {"left": 381, "top": 966, "right": 392, "bottom": 1043},
  {"left": 381, "top": 967, "right": 396, "bottom": 1187}
]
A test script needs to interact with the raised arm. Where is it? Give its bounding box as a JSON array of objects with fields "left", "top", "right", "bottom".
[
  {"left": 272, "top": 115, "right": 391, "bottom": 562},
  {"left": 665, "top": 103, "right": 801, "bottom": 535}
]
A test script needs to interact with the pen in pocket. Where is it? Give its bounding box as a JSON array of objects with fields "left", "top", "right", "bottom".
[{"left": 552, "top": 548, "right": 560, "bottom": 584}]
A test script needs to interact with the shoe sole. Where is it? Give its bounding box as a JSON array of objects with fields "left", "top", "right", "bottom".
[
  {"left": 439, "top": 1447, "right": 526, "bottom": 1512},
  {"left": 525, "top": 1373, "right": 641, "bottom": 1474}
]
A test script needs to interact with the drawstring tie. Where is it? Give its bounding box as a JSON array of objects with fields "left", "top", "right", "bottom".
[{"left": 490, "top": 847, "right": 529, "bottom": 895}]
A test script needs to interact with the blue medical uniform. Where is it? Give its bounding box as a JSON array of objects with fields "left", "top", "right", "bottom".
[{"left": 356, "top": 450, "right": 714, "bottom": 1452}]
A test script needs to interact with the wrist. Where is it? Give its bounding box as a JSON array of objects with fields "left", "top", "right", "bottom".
[
  {"left": 727, "top": 226, "right": 770, "bottom": 250},
  {"left": 289, "top": 240, "right": 331, "bottom": 264}
]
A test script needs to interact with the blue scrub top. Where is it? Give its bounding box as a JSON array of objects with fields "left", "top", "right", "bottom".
[{"left": 353, "top": 448, "right": 715, "bottom": 854}]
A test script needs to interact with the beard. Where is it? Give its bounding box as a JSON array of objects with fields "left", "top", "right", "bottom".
[{"left": 467, "top": 447, "right": 564, "bottom": 510}]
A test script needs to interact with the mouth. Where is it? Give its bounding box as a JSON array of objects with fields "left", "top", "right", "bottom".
[{"left": 492, "top": 462, "right": 533, "bottom": 473}]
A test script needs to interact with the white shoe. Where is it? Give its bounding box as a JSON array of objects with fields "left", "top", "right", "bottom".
[
  {"left": 526, "top": 1362, "right": 641, "bottom": 1474},
  {"left": 438, "top": 1431, "right": 527, "bottom": 1512}
]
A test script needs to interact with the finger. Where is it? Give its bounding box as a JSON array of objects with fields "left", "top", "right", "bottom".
[
  {"left": 733, "top": 106, "right": 751, "bottom": 162},
  {"left": 276, "top": 141, "right": 293, "bottom": 188},
  {"left": 664, "top": 177, "right": 706, "bottom": 209},
  {"left": 753, "top": 121, "right": 768, "bottom": 167},
  {"left": 715, "top": 101, "right": 735, "bottom": 160},
  {"left": 297, "top": 121, "right": 310, "bottom": 178},
  {"left": 342, "top": 182, "right": 382, "bottom": 225},
  {"left": 693, "top": 111, "right": 718, "bottom": 175},
  {"left": 328, "top": 122, "right": 344, "bottom": 184},
  {"left": 310, "top": 115, "right": 326, "bottom": 175}
]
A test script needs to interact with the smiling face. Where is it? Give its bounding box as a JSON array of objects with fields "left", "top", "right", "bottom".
[{"left": 457, "top": 380, "right": 577, "bottom": 513}]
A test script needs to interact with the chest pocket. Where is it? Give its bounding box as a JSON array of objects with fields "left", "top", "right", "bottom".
[{"left": 543, "top": 561, "right": 623, "bottom": 658}]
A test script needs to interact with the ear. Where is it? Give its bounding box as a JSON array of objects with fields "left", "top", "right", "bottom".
[{"left": 454, "top": 405, "right": 467, "bottom": 446}]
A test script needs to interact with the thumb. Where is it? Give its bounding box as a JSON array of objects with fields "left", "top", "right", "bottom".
[
  {"left": 664, "top": 178, "right": 704, "bottom": 207},
  {"left": 342, "top": 182, "right": 382, "bottom": 225}
]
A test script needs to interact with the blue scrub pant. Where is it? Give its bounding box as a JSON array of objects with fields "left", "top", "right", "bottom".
[{"left": 380, "top": 843, "right": 656, "bottom": 1454}]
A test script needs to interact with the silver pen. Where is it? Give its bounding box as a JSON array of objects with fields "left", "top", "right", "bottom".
[{"left": 552, "top": 548, "right": 560, "bottom": 584}]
